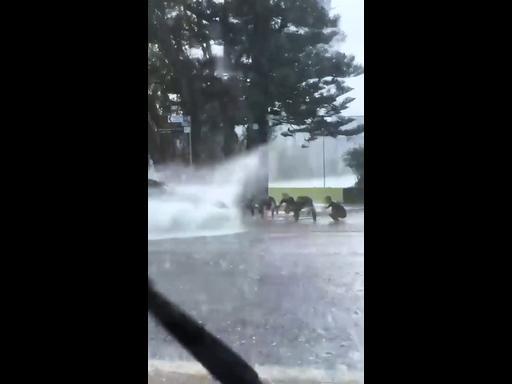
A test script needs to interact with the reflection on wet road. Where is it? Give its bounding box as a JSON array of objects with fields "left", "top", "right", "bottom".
[{"left": 148, "top": 208, "right": 363, "bottom": 376}]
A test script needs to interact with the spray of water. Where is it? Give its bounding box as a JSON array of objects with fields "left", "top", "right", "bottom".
[{"left": 148, "top": 147, "right": 268, "bottom": 240}]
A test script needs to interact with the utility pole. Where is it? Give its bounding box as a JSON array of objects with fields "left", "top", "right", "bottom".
[{"left": 322, "top": 135, "right": 326, "bottom": 188}]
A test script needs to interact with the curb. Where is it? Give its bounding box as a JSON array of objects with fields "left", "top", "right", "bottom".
[{"left": 148, "top": 360, "right": 363, "bottom": 384}]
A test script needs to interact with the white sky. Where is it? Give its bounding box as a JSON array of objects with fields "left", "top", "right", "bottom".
[
  {"left": 330, "top": 0, "right": 364, "bottom": 64},
  {"left": 330, "top": 0, "right": 363, "bottom": 115}
]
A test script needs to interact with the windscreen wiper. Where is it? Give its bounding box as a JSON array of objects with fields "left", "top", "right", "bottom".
[{"left": 148, "top": 278, "right": 262, "bottom": 384}]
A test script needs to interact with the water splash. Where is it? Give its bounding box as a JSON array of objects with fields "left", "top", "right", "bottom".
[{"left": 148, "top": 148, "right": 267, "bottom": 240}]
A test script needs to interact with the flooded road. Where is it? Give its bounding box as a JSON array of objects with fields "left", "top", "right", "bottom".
[{"left": 148, "top": 207, "right": 363, "bottom": 381}]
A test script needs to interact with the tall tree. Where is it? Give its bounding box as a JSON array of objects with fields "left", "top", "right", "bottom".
[
  {"left": 147, "top": 0, "right": 363, "bottom": 164},
  {"left": 344, "top": 146, "right": 364, "bottom": 188},
  {"left": 148, "top": 0, "right": 247, "bottom": 164},
  {"left": 223, "top": 0, "right": 363, "bottom": 147}
]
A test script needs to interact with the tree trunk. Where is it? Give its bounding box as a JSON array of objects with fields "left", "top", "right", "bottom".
[
  {"left": 222, "top": 125, "right": 238, "bottom": 158},
  {"left": 190, "top": 111, "right": 201, "bottom": 164},
  {"left": 246, "top": 0, "right": 271, "bottom": 150}
]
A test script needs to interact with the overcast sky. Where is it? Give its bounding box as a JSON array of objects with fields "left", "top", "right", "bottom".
[
  {"left": 331, "top": 0, "right": 364, "bottom": 64},
  {"left": 330, "top": 0, "right": 363, "bottom": 116}
]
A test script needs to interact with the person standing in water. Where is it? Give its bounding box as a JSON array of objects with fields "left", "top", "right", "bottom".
[
  {"left": 278, "top": 193, "right": 317, "bottom": 222},
  {"left": 325, "top": 196, "right": 347, "bottom": 222}
]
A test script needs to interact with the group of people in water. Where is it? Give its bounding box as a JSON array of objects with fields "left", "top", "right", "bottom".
[
  {"left": 245, "top": 193, "right": 347, "bottom": 223},
  {"left": 148, "top": 178, "right": 347, "bottom": 223}
]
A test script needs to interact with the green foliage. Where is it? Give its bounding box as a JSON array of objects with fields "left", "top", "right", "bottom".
[
  {"left": 148, "top": 0, "right": 363, "bottom": 164},
  {"left": 344, "top": 146, "right": 364, "bottom": 188}
]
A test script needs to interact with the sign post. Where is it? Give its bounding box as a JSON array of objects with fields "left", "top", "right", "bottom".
[
  {"left": 322, "top": 136, "right": 326, "bottom": 188},
  {"left": 168, "top": 114, "right": 184, "bottom": 124},
  {"left": 165, "top": 113, "right": 192, "bottom": 165},
  {"left": 183, "top": 116, "right": 192, "bottom": 165}
]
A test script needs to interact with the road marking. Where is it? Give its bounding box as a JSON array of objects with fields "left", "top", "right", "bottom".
[{"left": 148, "top": 359, "right": 363, "bottom": 383}]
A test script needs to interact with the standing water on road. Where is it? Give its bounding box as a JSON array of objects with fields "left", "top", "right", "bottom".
[
  {"left": 148, "top": 151, "right": 364, "bottom": 383},
  {"left": 148, "top": 0, "right": 364, "bottom": 380}
]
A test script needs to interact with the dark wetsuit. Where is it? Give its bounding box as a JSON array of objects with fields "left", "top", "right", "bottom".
[
  {"left": 327, "top": 201, "right": 347, "bottom": 221},
  {"left": 246, "top": 196, "right": 277, "bottom": 218},
  {"left": 278, "top": 196, "right": 317, "bottom": 222},
  {"left": 258, "top": 196, "right": 277, "bottom": 218},
  {"left": 243, "top": 198, "right": 255, "bottom": 216}
]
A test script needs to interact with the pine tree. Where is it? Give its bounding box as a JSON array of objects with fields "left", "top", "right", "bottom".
[
  {"left": 147, "top": 0, "right": 363, "bottom": 163},
  {"left": 224, "top": 0, "right": 363, "bottom": 147}
]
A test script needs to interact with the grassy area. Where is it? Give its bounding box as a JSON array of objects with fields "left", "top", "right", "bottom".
[{"left": 269, "top": 187, "right": 343, "bottom": 204}]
